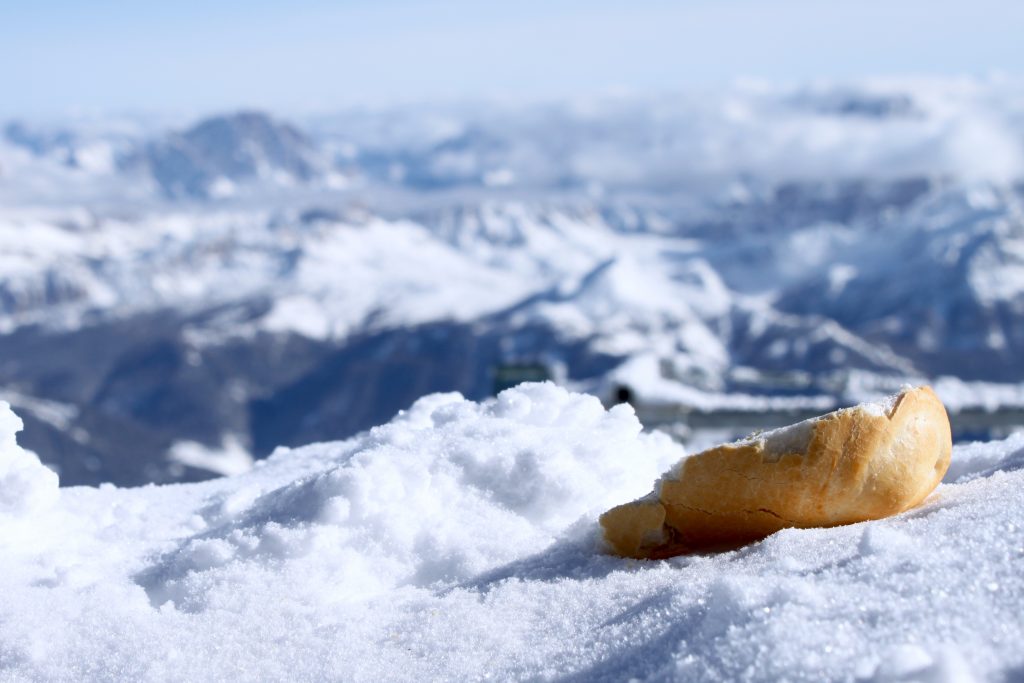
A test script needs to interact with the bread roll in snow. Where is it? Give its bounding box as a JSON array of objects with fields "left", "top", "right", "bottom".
[{"left": 601, "top": 386, "right": 951, "bottom": 559}]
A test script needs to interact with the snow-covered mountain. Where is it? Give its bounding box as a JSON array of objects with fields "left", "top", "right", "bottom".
[
  {"left": 6, "top": 78, "right": 1024, "bottom": 204},
  {"left": 777, "top": 186, "right": 1024, "bottom": 381},
  {"left": 3, "top": 183, "right": 1024, "bottom": 485},
  {"left": 126, "top": 111, "right": 332, "bottom": 199},
  {"left": 2, "top": 79, "right": 1024, "bottom": 485}
]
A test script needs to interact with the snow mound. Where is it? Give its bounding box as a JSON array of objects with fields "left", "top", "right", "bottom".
[
  {"left": 0, "top": 400, "right": 58, "bottom": 516},
  {"left": 139, "top": 383, "right": 683, "bottom": 611}
]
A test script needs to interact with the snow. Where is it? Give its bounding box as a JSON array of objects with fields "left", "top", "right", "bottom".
[
  {"left": 167, "top": 435, "right": 254, "bottom": 477},
  {"left": 849, "top": 375, "right": 1024, "bottom": 414},
  {"left": 1, "top": 384, "right": 1022, "bottom": 681},
  {"left": 609, "top": 353, "right": 835, "bottom": 412},
  {"left": 5, "top": 79, "right": 1024, "bottom": 674},
  {"left": 0, "top": 401, "right": 59, "bottom": 516},
  {"left": 260, "top": 295, "right": 332, "bottom": 341}
]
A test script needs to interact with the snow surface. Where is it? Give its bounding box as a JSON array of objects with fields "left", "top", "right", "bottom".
[
  {"left": 166, "top": 435, "right": 254, "bottom": 478},
  {"left": 0, "top": 401, "right": 58, "bottom": 516},
  {"left": 1, "top": 384, "right": 1022, "bottom": 681}
]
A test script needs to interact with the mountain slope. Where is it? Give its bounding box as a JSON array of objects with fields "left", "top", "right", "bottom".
[
  {"left": 777, "top": 186, "right": 1024, "bottom": 381},
  {"left": 126, "top": 111, "right": 329, "bottom": 198}
]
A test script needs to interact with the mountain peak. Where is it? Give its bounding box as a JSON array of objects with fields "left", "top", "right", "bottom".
[{"left": 137, "top": 110, "right": 323, "bottom": 199}]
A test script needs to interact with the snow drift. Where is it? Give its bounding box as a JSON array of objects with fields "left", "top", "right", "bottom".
[
  {"left": 137, "top": 384, "right": 682, "bottom": 611},
  {"left": 0, "top": 400, "right": 58, "bottom": 516},
  {"left": 1, "top": 384, "right": 1023, "bottom": 681}
]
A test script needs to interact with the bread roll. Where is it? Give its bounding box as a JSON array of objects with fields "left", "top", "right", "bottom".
[{"left": 600, "top": 386, "right": 952, "bottom": 559}]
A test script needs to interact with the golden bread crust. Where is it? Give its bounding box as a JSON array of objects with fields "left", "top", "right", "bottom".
[{"left": 600, "top": 386, "right": 952, "bottom": 558}]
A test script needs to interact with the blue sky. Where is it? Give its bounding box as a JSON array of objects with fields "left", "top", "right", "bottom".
[{"left": 2, "top": 0, "right": 1023, "bottom": 116}]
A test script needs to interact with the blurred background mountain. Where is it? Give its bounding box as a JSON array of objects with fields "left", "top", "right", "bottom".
[{"left": 2, "top": 0, "right": 1024, "bottom": 485}]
